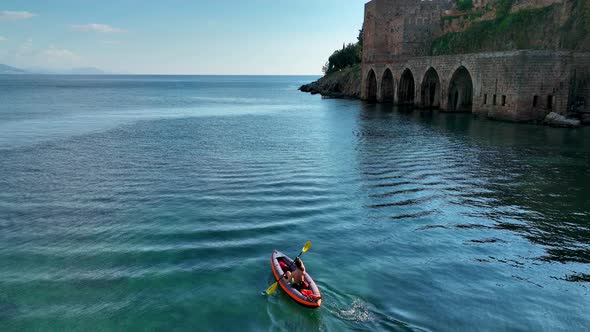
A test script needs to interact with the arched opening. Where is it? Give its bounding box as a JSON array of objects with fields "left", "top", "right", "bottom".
[
  {"left": 421, "top": 67, "right": 441, "bottom": 108},
  {"left": 381, "top": 68, "right": 394, "bottom": 103},
  {"left": 398, "top": 69, "right": 415, "bottom": 105},
  {"left": 571, "top": 77, "right": 589, "bottom": 112},
  {"left": 366, "top": 69, "right": 377, "bottom": 101},
  {"left": 447, "top": 66, "right": 473, "bottom": 112}
]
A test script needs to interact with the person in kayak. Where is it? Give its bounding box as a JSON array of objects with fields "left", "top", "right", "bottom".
[{"left": 283, "top": 257, "right": 309, "bottom": 290}]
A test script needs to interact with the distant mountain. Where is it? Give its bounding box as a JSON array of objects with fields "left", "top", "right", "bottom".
[
  {"left": 62, "top": 67, "right": 110, "bottom": 75},
  {"left": 1, "top": 64, "right": 114, "bottom": 75},
  {"left": 22, "top": 66, "right": 54, "bottom": 74},
  {"left": 25, "top": 66, "right": 111, "bottom": 75},
  {"left": 0, "top": 64, "right": 28, "bottom": 74}
]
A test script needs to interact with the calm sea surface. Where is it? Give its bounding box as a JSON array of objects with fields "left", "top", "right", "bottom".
[{"left": 1, "top": 75, "right": 589, "bottom": 331}]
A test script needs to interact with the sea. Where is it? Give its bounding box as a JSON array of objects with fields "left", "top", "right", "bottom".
[{"left": 1, "top": 75, "right": 589, "bottom": 331}]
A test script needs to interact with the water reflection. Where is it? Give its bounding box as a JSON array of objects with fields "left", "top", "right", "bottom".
[{"left": 356, "top": 103, "right": 590, "bottom": 281}]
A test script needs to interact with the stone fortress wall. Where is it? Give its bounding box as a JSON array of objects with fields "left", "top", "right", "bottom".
[{"left": 361, "top": 0, "right": 590, "bottom": 122}]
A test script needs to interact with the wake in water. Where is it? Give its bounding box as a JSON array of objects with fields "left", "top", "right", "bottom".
[
  {"left": 333, "top": 298, "right": 373, "bottom": 322},
  {"left": 329, "top": 298, "right": 425, "bottom": 331}
]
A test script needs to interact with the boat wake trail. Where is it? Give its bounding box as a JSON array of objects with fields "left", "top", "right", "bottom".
[{"left": 333, "top": 298, "right": 373, "bottom": 323}]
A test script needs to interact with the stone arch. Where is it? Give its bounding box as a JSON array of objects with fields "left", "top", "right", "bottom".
[
  {"left": 447, "top": 66, "right": 473, "bottom": 112},
  {"left": 381, "top": 68, "right": 394, "bottom": 103},
  {"left": 398, "top": 68, "right": 415, "bottom": 105},
  {"left": 571, "top": 76, "right": 589, "bottom": 112},
  {"left": 366, "top": 69, "right": 377, "bottom": 101},
  {"left": 421, "top": 67, "right": 441, "bottom": 108}
]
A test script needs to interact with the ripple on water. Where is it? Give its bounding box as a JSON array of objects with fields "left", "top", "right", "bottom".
[
  {"left": 334, "top": 298, "right": 373, "bottom": 323},
  {"left": 2, "top": 76, "right": 590, "bottom": 331}
]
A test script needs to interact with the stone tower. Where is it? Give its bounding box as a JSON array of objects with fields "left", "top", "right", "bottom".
[{"left": 363, "top": 0, "right": 451, "bottom": 64}]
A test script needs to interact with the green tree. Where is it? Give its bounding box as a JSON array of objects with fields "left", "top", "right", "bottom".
[
  {"left": 356, "top": 28, "right": 364, "bottom": 60},
  {"left": 322, "top": 26, "right": 364, "bottom": 75},
  {"left": 324, "top": 43, "right": 360, "bottom": 74}
]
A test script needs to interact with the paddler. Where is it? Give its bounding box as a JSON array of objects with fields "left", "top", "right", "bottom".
[{"left": 283, "top": 257, "right": 309, "bottom": 290}]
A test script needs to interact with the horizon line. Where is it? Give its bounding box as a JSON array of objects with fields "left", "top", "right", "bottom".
[{"left": 1, "top": 73, "right": 323, "bottom": 76}]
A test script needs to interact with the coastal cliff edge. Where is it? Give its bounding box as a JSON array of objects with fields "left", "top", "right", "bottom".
[{"left": 299, "top": 65, "right": 361, "bottom": 99}]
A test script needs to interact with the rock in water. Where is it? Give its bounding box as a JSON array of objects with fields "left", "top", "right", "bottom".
[
  {"left": 299, "top": 66, "right": 361, "bottom": 99},
  {"left": 544, "top": 112, "right": 581, "bottom": 128}
]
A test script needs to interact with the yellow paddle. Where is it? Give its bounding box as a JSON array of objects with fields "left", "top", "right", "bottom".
[{"left": 265, "top": 241, "right": 311, "bottom": 295}]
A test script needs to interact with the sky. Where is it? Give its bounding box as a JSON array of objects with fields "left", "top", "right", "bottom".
[{"left": 0, "top": 0, "right": 366, "bottom": 74}]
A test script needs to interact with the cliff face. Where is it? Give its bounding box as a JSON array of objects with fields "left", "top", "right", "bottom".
[{"left": 299, "top": 65, "right": 361, "bottom": 99}]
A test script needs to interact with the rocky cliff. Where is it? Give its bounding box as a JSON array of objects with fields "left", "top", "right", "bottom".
[{"left": 299, "top": 65, "right": 361, "bottom": 98}]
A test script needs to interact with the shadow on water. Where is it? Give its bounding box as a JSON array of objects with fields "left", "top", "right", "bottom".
[
  {"left": 356, "top": 103, "right": 590, "bottom": 279},
  {"left": 346, "top": 102, "right": 590, "bottom": 331}
]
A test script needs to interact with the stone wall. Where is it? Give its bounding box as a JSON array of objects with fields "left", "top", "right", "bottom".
[
  {"left": 570, "top": 53, "right": 590, "bottom": 113},
  {"left": 361, "top": 0, "right": 590, "bottom": 122},
  {"left": 361, "top": 50, "right": 590, "bottom": 121},
  {"left": 363, "top": 0, "right": 451, "bottom": 63}
]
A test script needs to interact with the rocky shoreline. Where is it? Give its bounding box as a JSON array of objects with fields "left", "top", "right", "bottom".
[
  {"left": 300, "top": 65, "right": 589, "bottom": 128},
  {"left": 299, "top": 65, "right": 361, "bottom": 99}
]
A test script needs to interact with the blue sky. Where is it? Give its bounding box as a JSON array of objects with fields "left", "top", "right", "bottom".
[{"left": 0, "top": 0, "right": 366, "bottom": 74}]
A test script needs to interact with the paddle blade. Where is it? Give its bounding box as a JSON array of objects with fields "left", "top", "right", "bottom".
[
  {"left": 302, "top": 241, "right": 312, "bottom": 253},
  {"left": 266, "top": 281, "right": 278, "bottom": 295}
]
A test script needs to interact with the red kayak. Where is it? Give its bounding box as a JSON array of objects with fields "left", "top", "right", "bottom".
[{"left": 270, "top": 249, "right": 322, "bottom": 308}]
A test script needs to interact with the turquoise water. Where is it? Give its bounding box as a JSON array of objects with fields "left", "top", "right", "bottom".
[{"left": 1, "top": 75, "right": 589, "bottom": 331}]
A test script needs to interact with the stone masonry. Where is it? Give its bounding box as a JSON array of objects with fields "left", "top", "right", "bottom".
[{"left": 361, "top": 0, "right": 590, "bottom": 122}]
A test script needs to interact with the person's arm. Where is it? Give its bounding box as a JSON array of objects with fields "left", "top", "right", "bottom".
[
  {"left": 283, "top": 271, "right": 292, "bottom": 281},
  {"left": 295, "top": 270, "right": 304, "bottom": 284}
]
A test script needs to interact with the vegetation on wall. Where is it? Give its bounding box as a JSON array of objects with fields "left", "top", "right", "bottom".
[
  {"left": 432, "top": 0, "right": 590, "bottom": 55},
  {"left": 432, "top": 4, "right": 556, "bottom": 55},
  {"left": 455, "top": 0, "right": 474, "bottom": 11},
  {"left": 441, "top": 11, "right": 484, "bottom": 23},
  {"left": 496, "top": 0, "right": 514, "bottom": 18}
]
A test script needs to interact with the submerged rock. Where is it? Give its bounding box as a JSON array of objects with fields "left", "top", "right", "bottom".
[{"left": 544, "top": 112, "right": 581, "bottom": 128}]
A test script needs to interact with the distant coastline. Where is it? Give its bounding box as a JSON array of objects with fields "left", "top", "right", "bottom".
[{"left": 0, "top": 63, "right": 112, "bottom": 75}]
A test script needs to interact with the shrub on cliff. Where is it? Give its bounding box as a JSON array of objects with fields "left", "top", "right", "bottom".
[
  {"left": 496, "top": 0, "right": 514, "bottom": 18},
  {"left": 456, "top": 0, "right": 473, "bottom": 11},
  {"left": 322, "top": 29, "right": 364, "bottom": 75},
  {"left": 323, "top": 43, "right": 361, "bottom": 75}
]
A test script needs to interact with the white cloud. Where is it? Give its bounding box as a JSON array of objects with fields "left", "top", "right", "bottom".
[
  {"left": 2, "top": 38, "right": 85, "bottom": 68},
  {"left": 70, "top": 23, "right": 124, "bottom": 33},
  {"left": 0, "top": 36, "right": 6, "bottom": 42},
  {"left": 0, "top": 11, "right": 36, "bottom": 20},
  {"left": 42, "top": 45, "right": 82, "bottom": 62}
]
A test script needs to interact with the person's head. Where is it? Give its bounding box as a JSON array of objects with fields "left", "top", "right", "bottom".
[{"left": 295, "top": 257, "right": 305, "bottom": 272}]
